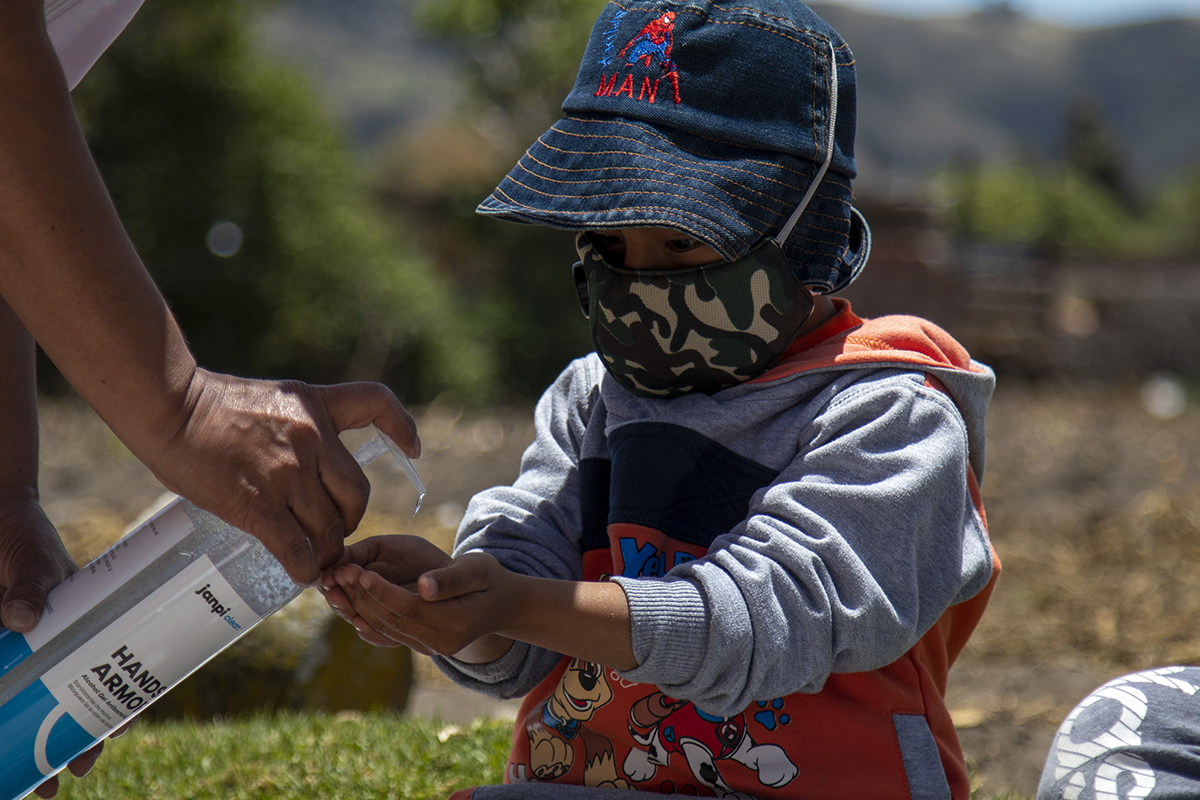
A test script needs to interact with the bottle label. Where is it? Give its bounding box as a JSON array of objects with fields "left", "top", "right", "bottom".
[
  {"left": 0, "top": 553, "right": 259, "bottom": 797},
  {"left": 26, "top": 501, "right": 194, "bottom": 652}
]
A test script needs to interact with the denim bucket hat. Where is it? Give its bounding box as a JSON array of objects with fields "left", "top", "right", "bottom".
[{"left": 477, "top": 0, "right": 870, "bottom": 293}]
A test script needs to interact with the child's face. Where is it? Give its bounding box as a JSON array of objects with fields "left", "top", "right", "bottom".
[{"left": 588, "top": 227, "right": 721, "bottom": 271}]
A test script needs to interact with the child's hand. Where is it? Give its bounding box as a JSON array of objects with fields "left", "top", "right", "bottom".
[
  {"left": 320, "top": 535, "right": 452, "bottom": 641},
  {"left": 323, "top": 539, "right": 515, "bottom": 659},
  {"left": 322, "top": 534, "right": 451, "bottom": 592},
  {"left": 322, "top": 535, "right": 637, "bottom": 670}
]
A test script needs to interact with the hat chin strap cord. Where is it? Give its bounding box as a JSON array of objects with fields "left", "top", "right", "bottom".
[{"left": 772, "top": 38, "right": 839, "bottom": 248}]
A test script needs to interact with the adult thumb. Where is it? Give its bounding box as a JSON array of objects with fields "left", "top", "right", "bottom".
[
  {"left": 1, "top": 576, "right": 52, "bottom": 632},
  {"left": 320, "top": 382, "right": 420, "bottom": 458},
  {"left": 0, "top": 510, "right": 75, "bottom": 633}
]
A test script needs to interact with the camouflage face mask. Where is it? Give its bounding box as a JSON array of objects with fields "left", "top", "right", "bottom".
[{"left": 573, "top": 232, "right": 815, "bottom": 398}]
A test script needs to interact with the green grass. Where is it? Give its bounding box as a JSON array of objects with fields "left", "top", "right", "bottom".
[
  {"left": 53, "top": 713, "right": 511, "bottom": 800},
  {"left": 49, "top": 711, "right": 1028, "bottom": 799}
]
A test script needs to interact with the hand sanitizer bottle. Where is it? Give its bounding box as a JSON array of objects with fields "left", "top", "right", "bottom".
[
  {"left": 44, "top": 0, "right": 148, "bottom": 90},
  {"left": 0, "top": 430, "right": 424, "bottom": 800}
]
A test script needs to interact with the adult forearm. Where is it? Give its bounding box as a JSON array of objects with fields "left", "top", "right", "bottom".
[
  {"left": 0, "top": 293, "right": 79, "bottom": 633},
  {"left": 0, "top": 295, "right": 40, "bottom": 498},
  {"left": 0, "top": 0, "right": 420, "bottom": 588},
  {"left": 0, "top": 0, "right": 196, "bottom": 457}
]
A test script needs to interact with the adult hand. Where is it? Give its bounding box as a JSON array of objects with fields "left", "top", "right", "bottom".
[
  {"left": 0, "top": 495, "right": 127, "bottom": 798},
  {"left": 145, "top": 371, "right": 420, "bottom": 588},
  {"left": 0, "top": 494, "right": 74, "bottom": 633},
  {"left": 27, "top": 724, "right": 133, "bottom": 799},
  {"left": 32, "top": 743, "right": 101, "bottom": 799}
]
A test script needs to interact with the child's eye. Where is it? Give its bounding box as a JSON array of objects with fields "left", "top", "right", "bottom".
[
  {"left": 590, "top": 233, "right": 627, "bottom": 262},
  {"left": 664, "top": 237, "right": 701, "bottom": 253}
]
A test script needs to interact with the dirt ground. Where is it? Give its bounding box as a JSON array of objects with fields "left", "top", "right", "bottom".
[{"left": 35, "top": 379, "right": 1200, "bottom": 798}]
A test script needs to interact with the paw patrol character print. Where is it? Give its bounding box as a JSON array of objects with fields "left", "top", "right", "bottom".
[
  {"left": 623, "top": 691, "right": 799, "bottom": 798},
  {"left": 595, "top": 9, "right": 681, "bottom": 105},
  {"left": 524, "top": 658, "right": 630, "bottom": 789}
]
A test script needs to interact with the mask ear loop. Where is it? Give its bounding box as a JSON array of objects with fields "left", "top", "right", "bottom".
[
  {"left": 771, "top": 38, "right": 839, "bottom": 249},
  {"left": 572, "top": 258, "right": 590, "bottom": 317}
]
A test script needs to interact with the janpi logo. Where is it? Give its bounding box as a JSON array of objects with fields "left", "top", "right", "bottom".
[
  {"left": 595, "top": 10, "right": 681, "bottom": 105},
  {"left": 195, "top": 583, "right": 242, "bottom": 630}
]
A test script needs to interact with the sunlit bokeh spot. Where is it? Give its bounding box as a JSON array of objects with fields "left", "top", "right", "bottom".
[
  {"left": 1141, "top": 373, "right": 1187, "bottom": 419},
  {"left": 206, "top": 220, "right": 244, "bottom": 258},
  {"left": 1053, "top": 295, "right": 1100, "bottom": 337},
  {"left": 436, "top": 502, "right": 465, "bottom": 532}
]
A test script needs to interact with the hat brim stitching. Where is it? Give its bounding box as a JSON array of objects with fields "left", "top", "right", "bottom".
[
  {"left": 484, "top": 182, "right": 851, "bottom": 258},
  {"left": 482, "top": 193, "right": 744, "bottom": 261},
  {"left": 515, "top": 150, "right": 853, "bottom": 227},
  {"left": 551, "top": 121, "right": 819, "bottom": 185},
  {"left": 510, "top": 163, "right": 855, "bottom": 235},
  {"left": 511, "top": 162, "right": 778, "bottom": 231},
  {"left": 523, "top": 145, "right": 796, "bottom": 215},
  {"left": 487, "top": 183, "right": 757, "bottom": 255},
  {"left": 509, "top": 137, "right": 854, "bottom": 224},
  {"left": 540, "top": 131, "right": 820, "bottom": 201},
  {"left": 559, "top": 115, "right": 848, "bottom": 181},
  {"left": 484, "top": 186, "right": 729, "bottom": 236},
  {"left": 480, "top": 188, "right": 851, "bottom": 262},
  {"left": 496, "top": 173, "right": 764, "bottom": 246},
  {"left": 503, "top": 160, "right": 855, "bottom": 240},
  {"left": 534, "top": 132, "right": 803, "bottom": 199}
]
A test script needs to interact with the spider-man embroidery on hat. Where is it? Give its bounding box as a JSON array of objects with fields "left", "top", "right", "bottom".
[
  {"left": 595, "top": 9, "right": 681, "bottom": 105},
  {"left": 619, "top": 11, "right": 675, "bottom": 67}
]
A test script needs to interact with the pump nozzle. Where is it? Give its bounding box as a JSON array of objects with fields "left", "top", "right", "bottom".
[{"left": 353, "top": 428, "right": 427, "bottom": 515}]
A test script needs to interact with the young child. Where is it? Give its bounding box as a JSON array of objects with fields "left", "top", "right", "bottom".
[{"left": 322, "top": 1, "right": 1000, "bottom": 797}]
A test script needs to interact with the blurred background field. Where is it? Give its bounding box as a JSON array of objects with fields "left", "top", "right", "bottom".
[{"left": 32, "top": 0, "right": 1200, "bottom": 796}]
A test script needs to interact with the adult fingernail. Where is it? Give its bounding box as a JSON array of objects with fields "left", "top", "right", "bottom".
[{"left": 4, "top": 601, "right": 36, "bottom": 631}]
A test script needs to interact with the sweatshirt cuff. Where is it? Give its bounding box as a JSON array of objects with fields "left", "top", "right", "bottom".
[
  {"left": 434, "top": 639, "right": 526, "bottom": 686},
  {"left": 610, "top": 576, "right": 708, "bottom": 686}
]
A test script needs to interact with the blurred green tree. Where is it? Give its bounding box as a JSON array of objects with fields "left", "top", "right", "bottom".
[
  {"left": 1062, "top": 97, "right": 1137, "bottom": 212},
  {"left": 63, "top": 0, "right": 495, "bottom": 403},
  {"left": 936, "top": 157, "right": 1157, "bottom": 259},
  {"left": 1150, "top": 161, "right": 1200, "bottom": 256},
  {"left": 353, "top": 0, "right": 606, "bottom": 401},
  {"left": 415, "top": 0, "right": 602, "bottom": 149}
]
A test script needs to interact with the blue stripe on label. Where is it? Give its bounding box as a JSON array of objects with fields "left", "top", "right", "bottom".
[
  {"left": 0, "top": 626, "right": 33, "bottom": 677},
  {"left": 0, "top": 679, "right": 97, "bottom": 800}
]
